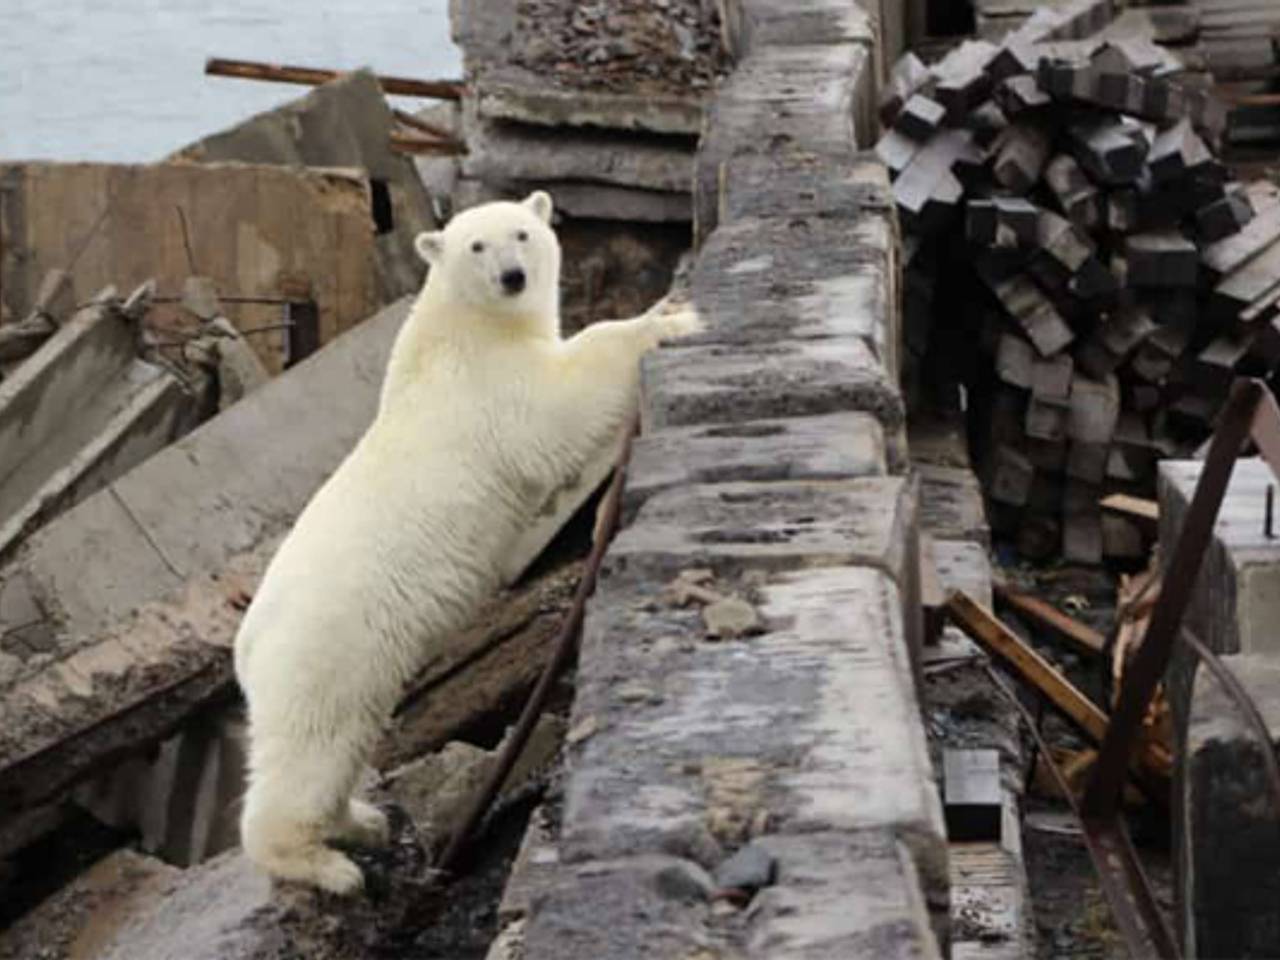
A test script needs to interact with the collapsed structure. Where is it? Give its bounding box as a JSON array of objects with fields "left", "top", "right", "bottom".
[{"left": 0, "top": 0, "right": 1279, "bottom": 957}]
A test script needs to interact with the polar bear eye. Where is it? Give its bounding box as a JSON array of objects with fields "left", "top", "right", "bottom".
[
  {"left": 471, "top": 240, "right": 485, "bottom": 254},
  {"left": 516, "top": 230, "right": 529, "bottom": 242}
]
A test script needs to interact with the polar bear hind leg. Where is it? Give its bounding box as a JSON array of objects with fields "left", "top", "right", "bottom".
[
  {"left": 240, "top": 735, "right": 370, "bottom": 894},
  {"left": 332, "top": 798, "right": 391, "bottom": 848}
]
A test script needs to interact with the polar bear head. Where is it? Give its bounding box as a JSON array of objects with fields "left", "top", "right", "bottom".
[{"left": 414, "top": 191, "right": 559, "bottom": 326}]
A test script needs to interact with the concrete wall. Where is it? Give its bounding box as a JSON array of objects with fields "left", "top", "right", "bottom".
[{"left": 493, "top": 2, "right": 948, "bottom": 956}]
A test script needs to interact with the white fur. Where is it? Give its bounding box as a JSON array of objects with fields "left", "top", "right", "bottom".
[{"left": 233, "top": 191, "right": 702, "bottom": 894}]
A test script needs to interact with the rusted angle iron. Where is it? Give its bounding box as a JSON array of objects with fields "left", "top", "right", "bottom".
[
  {"left": 1082, "top": 378, "right": 1280, "bottom": 958},
  {"left": 205, "top": 57, "right": 464, "bottom": 100}
]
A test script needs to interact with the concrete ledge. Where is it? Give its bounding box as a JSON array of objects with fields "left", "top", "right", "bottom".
[
  {"left": 696, "top": 41, "right": 876, "bottom": 244},
  {"left": 686, "top": 214, "right": 898, "bottom": 373},
  {"left": 559, "top": 564, "right": 945, "bottom": 932},
  {"left": 623, "top": 413, "right": 888, "bottom": 523},
  {"left": 718, "top": 150, "right": 894, "bottom": 226},
  {"left": 640, "top": 339, "right": 907, "bottom": 470}
]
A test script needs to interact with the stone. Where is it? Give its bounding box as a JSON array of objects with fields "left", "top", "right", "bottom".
[
  {"left": 714, "top": 841, "right": 778, "bottom": 892},
  {"left": 1184, "top": 654, "right": 1280, "bottom": 959},
  {"left": 744, "top": 831, "right": 945, "bottom": 957},
  {"left": 623, "top": 413, "right": 888, "bottom": 523},
  {"left": 702, "top": 595, "right": 762, "bottom": 639},
  {"left": 654, "top": 859, "right": 716, "bottom": 903}
]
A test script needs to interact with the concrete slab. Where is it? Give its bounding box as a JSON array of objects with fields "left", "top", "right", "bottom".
[
  {"left": 172, "top": 69, "right": 433, "bottom": 302},
  {"left": 562, "top": 565, "right": 945, "bottom": 927},
  {"left": 0, "top": 299, "right": 136, "bottom": 520},
  {"left": 460, "top": 109, "right": 695, "bottom": 194},
  {"left": 453, "top": 175, "right": 692, "bottom": 223},
  {"left": 607, "top": 478, "right": 917, "bottom": 586},
  {"left": 1184, "top": 653, "right": 1280, "bottom": 959},
  {"left": 639, "top": 339, "right": 906, "bottom": 471},
  {"left": 743, "top": 831, "right": 943, "bottom": 958},
  {"left": 623, "top": 413, "right": 888, "bottom": 523},
  {"left": 0, "top": 359, "right": 191, "bottom": 560},
  {"left": 452, "top": 0, "right": 721, "bottom": 136},
  {"left": 0, "top": 160, "right": 387, "bottom": 375},
  {"left": 0, "top": 850, "right": 180, "bottom": 960},
  {"left": 8, "top": 297, "right": 410, "bottom": 637},
  {"left": 720, "top": 0, "right": 878, "bottom": 57}
]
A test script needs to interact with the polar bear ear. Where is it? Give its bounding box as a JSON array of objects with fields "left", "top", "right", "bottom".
[
  {"left": 414, "top": 231, "right": 444, "bottom": 265},
  {"left": 523, "top": 190, "right": 553, "bottom": 224}
]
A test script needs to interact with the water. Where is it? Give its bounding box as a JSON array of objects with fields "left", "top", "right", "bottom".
[{"left": 0, "top": 0, "right": 461, "bottom": 163}]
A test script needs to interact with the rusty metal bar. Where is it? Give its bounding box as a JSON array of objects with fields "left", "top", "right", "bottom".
[
  {"left": 204, "top": 57, "right": 464, "bottom": 100},
  {"left": 1083, "top": 379, "right": 1270, "bottom": 819},
  {"left": 436, "top": 417, "right": 639, "bottom": 874},
  {"left": 1066, "top": 377, "right": 1280, "bottom": 959}
]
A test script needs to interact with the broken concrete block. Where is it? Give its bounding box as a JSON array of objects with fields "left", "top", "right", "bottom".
[
  {"left": 0, "top": 159, "right": 388, "bottom": 375},
  {"left": 0, "top": 850, "right": 180, "bottom": 959},
  {"left": 562, "top": 564, "right": 946, "bottom": 930},
  {"left": 1185, "top": 654, "right": 1280, "bottom": 959},
  {"left": 0, "top": 298, "right": 192, "bottom": 559},
  {"left": 11, "top": 297, "right": 410, "bottom": 635},
  {"left": 173, "top": 68, "right": 434, "bottom": 301}
]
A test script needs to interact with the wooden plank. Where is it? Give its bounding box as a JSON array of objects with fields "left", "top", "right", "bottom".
[
  {"left": 993, "top": 582, "right": 1106, "bottom": 657},
  {"left": 948, "top": 590, "right": 1109, "bottom": 739},
  {"left": 1100, "top": 496, "right": 1162, "bottom": 535}
]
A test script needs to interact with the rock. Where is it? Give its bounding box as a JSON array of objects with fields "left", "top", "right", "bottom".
[
  {"left": 654, "top": 860, "right": 715, "bottom": 902},
  {"left": 713, "top": 842, "right": 778, "bottom": 892},
  {"left": 702, "top": 595, "right": 762, "bottom": 638}
]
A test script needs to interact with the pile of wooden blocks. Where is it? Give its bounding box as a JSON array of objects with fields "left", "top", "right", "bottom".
[{"left": 880, "top": 3, "right": 1280, "bottom": 564}]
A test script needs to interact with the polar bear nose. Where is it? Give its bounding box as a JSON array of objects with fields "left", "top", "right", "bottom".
[{"left": 500, "top": 268, "right": 526, "bottom": 295}]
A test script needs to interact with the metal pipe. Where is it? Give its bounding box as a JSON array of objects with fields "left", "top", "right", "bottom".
[{"left": 205, "top": 57, "right": 464, "bottom": 100}]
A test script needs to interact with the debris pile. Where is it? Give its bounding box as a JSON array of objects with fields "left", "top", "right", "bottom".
[
  {"left": 878, "top": 8, "right": 1278, "bottom": 564},
  {"left": 510, "top": 0, "right": 726, "bottom": 93},
  {"left": 446, "top": 0, "right": 723, "bottom": 328}
]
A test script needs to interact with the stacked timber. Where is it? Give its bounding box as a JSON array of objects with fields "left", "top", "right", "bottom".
[{"left": 879, "top": 11, "right": 1280, "bottom": 565}]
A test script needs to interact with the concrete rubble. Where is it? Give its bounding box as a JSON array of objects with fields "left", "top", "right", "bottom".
[
  {"left": 8, "top": 0, "right": 1277, "bottom": 954},
  {"left": 1159, "top": 456, "right": 1280, "bottom": 955}
]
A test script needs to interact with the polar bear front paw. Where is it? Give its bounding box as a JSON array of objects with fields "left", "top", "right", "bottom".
[{"left": 650, "top": 302, "right": 706, "bottom": 342}]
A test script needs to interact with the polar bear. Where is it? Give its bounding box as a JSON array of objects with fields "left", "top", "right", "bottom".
[{"left": 233, "top": 190, "right": 701, "bottom": 894}]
